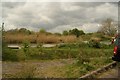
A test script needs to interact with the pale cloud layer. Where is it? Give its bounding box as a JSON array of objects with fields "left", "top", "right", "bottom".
[
  {"left": 1, "top": 0, "right": 119, "bottom": 2},
  {"left": 2, "top": 2, "right": 118, "bottom": 33}
]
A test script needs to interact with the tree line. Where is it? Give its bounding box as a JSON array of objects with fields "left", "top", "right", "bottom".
[
  {"left": 4, "top": 27, "right": 85, "bottom": 38},
  {"left": 2, "top": 18, "right": 118, "bottom": 37}
]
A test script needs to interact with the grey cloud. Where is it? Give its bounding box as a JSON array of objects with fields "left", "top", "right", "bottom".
[
  {"left": 2, "top": 2, "right": 118, "bottom": 33},
  {"left": 2, "top": 2, "right": 26, "bottom": 8}
]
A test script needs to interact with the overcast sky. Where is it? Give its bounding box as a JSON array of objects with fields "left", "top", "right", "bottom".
[{"left": 2, "top": 2, "right": 118, "bottom": 33}]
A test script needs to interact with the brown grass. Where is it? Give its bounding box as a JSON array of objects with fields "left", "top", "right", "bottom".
[
  {"left": 60, "top": 36, "right": 77, "bottom": 43},
  {"left": 4, "top": 33, "right": 77, "bottom": 44}
]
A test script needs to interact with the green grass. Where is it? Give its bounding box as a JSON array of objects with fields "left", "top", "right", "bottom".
[
  {"left": 2, "top": 41, "right": 114, "bottom": 78},
  {"left": 2, "top": 42, "right": 113, "bottom": 61},
  {"left": 55, "top": 57, "right": 113, "bottom": 78},
  {"left": 19, "top": 47, "right": 113, "bottom": 60},
  {"left": 2, "top": 27, "right": 115, "bottom": 78}
]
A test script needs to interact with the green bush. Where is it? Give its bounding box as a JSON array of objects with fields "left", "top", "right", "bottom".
[
  {"left": 88, "top": 40, "right": 101, "bottom": 48},
  {"left": 2, "top": 48, "right": 19, "bottom": 61},
  {"left": 58, "top": 43, "right": 89, "bottom": 49},
  {"left": 22, "top": 41, "right": 30, "bottom": 58}
]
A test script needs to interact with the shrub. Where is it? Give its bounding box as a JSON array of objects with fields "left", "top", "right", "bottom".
[
  {"left": 2, "top": 41, "right": 25, "bottom": 61},
  {"left": 2, "top": 47, "right": 19, "bottom": 61},
  {"left": 22, "top": 41, "right": 30, "bottom": 58},
  {"left": 89, "top": 40, "right": 101, "bottom": 48}
]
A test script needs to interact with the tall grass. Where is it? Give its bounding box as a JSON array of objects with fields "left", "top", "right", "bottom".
[
  {"left": 36, "top": 34, "right": 59, "bottom": 43},
  {"left": 4, "top": 33, "right": 76, "bottom": 44}
]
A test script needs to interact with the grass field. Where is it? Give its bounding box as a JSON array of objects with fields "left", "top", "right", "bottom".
[
  {"left": 2, "top": 31, "right": 115, "bottom": 78},
  {"left": 2, "top": 42, "right": 114, "bottom": 78}
]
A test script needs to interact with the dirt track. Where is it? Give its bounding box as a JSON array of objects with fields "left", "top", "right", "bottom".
[
  {"left": 97, "top": 62, "right": 120, "bottom": 78},
  {"left": 2, "top": 59, "right": 75, "bottom": 78},
  {"left": 98, "top": 66, "right": 118, "bottom": 78}
]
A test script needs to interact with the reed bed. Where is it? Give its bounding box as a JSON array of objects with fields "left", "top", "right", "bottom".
[{"left": 4, "top": 33, "right": 77, "bottom": 44}]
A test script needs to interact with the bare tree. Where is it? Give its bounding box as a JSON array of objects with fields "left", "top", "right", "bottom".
[{"left": 98, "top": 18, "right": 117, "bottom": 36}]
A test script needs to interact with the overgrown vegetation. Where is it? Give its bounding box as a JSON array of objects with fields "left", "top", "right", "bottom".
[
  {"left": 2, "top": 42, "right": 113, "bottom": 61},
  {"left": 2, "top": 25, "right": 115, "bottom": 78},
  {"left": 2, "top": 17, "right": 117, "bottom": 45},
  {"left": 63, "top": 57, "right": 113, "bottom": 78},
  {"left": 4, "top": 33, "right": 77, "bottom": 44}
]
